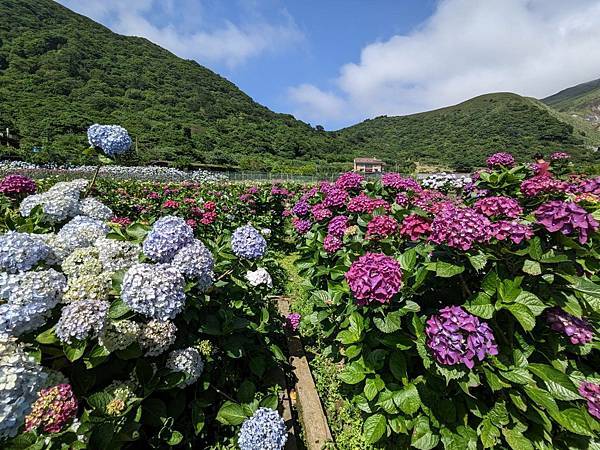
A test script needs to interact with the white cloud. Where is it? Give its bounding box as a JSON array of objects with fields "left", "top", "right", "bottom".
[
  {"left": 288, "top": 0, "right": 600, "bottom": 128},
  {"left": 56, "top": 0, "right": 303, "bottom": 67}
]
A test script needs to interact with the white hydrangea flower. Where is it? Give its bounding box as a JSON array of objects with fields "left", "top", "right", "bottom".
[
  {"left": 245, "top": 268, "right": 273, "bottom": 288},
  {"left": 63, "top": 272, "right": 112, "bottom": 303},
  {"left": 78, "top": 197, "right": 113, "bottom": 221},
  {"left": 99, "top": 320, "right": 141, "bottom": 351},
  {"left": 166, "top": 347, "right": 204, "bottom": 387},
  {"left": 62, "top": 246, "right": 103, "bottom": 278},
  {"left": 55, "top": 299, "right": 110, "bottom": 344},
  {"left": 139, "top": 320, "right": 177, "bottom": 356},
  {"left": 94, "top": 237, "right": 140, "bottom": 274}
]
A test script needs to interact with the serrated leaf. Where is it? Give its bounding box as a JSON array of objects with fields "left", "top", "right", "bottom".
[
  {"left": 504, "top": 303, "right": 536, "bottom": 331},
  {"left": 373, "top": 310, "right": 402, "bottom": 333},
  {"left": 411, "top": 416, "right": 439, "bottom": 450},
  {"left": 503, "top": 428, "right": 534, "bottom": 450},
  {"left": 522, "top": 259, "right": 541, "bottom": 275},
  {"left": 389, "top": 351, "right": 408, "bottom": 384},
  {"left": 363, "top": 413, "right": 386, "bottom": 444},
  {"left": 393, "top": 383, "right": 420, "bottom": 415},
  {"left": 469, "top": 253, "right": 488, "bottom": 270},
  {"left": 426, "top": 261, "right": 465, "bottom": 278},
  {"left": 528, "top": 364, "right": 581, "bottom": 401},
  {"left": 514, "top": 291, "right": 546, "bottom": 316},
  {"left": 339, "top": 361, "right": 366, "bottom": 385}
]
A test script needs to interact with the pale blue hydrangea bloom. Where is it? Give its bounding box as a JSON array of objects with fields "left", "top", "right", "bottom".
[
  {"left": 121, "top": 263, "right": 186, "bottom": 320},
  {"left": 166, "top": 347, "right": 204, "bottom": 387},
  {"left": 56, "top": 216, "right": 109, "bottom": 254},
  {"left": 142, "top": 216, "right": 194, "bottom": 263},
  {"left": 78, "top": 197, "right": 113, "bottom": 221},
  {"left": 0, "top": 337, "right": 48, "bottom": 439},
  {"left": 95, "top": 237, "right": 140, "bottom": 274},
  {"left": 19, "top": 179, "right": 87, "bottom": 223},
  {"left": 171, "top": 239, "right": 214, "bottom": 289},
  {"left": 55, "top": 299, "right": 110, "bottom": 344},
  {"left": 0, "top": 269, "right": 67, "bottom": 336},
  {"left": 238, "top": 407, "right": 288, "bottom": 450},
  {"left": 87, "top": 124, "right": 132, "bottom": 156},
  {"left": 0, "top": 231, "right": 50, "bottom": 273},
  {"left": 231, "top": 225, "right": 267, "bottom": 260}
]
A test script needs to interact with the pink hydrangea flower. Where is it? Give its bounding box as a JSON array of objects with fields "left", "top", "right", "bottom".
[
  {"left": 366, "top": 215, "right": 398, "bottom": 239},
  {"left": 323, "top": 234, "right": 342, "bottom": 253},
  {"left": 286, "top": 313, "right": 301, "bottom": 332},
  {"left": 345, "top": 253, "right": 402, "bottom": 305},
  {"left": 490, "top": 220, "right": 534, "bottom": 244},
  {"left": 535, "top": 200, "right": 599, "bottom": 244},
  {"left": 474, "top": 196, "right": 523, "bottom": 218},
  {"left": 546, "top": 308, "right": 594, "bottom": 345},
  {"left": 429, "top": 204, "right": 492, "bottom": 250},
  {"left": 395, "top": 193, "right": 410, "bottom": 208},
  {"left": 551, "top": 152, "right": 570, "bottom": 160},
  {"left": 311, "top": 204, "right": 332, "bottom": 222},
  {"left": 486, "top": 152, "right": 515, "bottom": 168},
  {"left": 327, "top": 215, "right": 349, "bottom": 238},
  {"left": 399, "top": 214, "right": 432, "bottom": 241},
  {"left": 578, "top": 382, "right": 600, "bottom": 420},
  {"left": 521, "top": 175, "right": 567, "bottom": 197},
  {"left": 323, "top": 188, "right": 349, "bottom": 208},
  {"left": 0, "top": 174, "right": 36, "bottom": 197},
  {"left": 293, "top": 217, "right": 312, "bottom": 234},
  {"left": 335, "top": 172, "right": 364, "bottom": 190},
  {"left": 162, "top": 200, "right": 180, "bottom": 209},
  {"left": 381, "top": 173, "right": 422, "bottom": 192},
  {"left": 25, "top": 384, "right": 78, "bottom": 433},
  {"left": 347, "top": 193, "right": 390, "bottom": 214}
]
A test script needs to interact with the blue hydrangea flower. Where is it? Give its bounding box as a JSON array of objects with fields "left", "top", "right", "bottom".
[
  {"left": 0, "top": 338, "right": 47, "bottom": 439},
  {"left": 231, "top": 225, "right": 267, "bottom": 260},
  {"left": 55, "top": 299, "right": 110, "bottom": 344},
  {"left": 166, "top": 347, "right": 204, "bottom": 387},
  {"left": 0, "top": 269, "right": 67, "bottom": 336},
  {"left": 142, "top": 216, "right": 195, "bottom": 263},
  {"left": 121, "top": 263, "right": 186, "bottom": 320},
  {"left": 238, "top": 407, "right": 287, "bottom": 450},
  {"left": 0, "top": 231, "right": 50, "bottom": 273},
  {"left": 19, "top": 179, "right": 87, "bottom": 224},
  {"left": 78, "top": 197, "right": 113, "bottom": 221},
  {"left": 57, "top": 216, "right": 109, "bottom": 254},
  {"left": 87, "top": 124, "right": 132, "bottom": 157},
  {"left": 171, "top": 239, "right": 214, "bottom": 288}
]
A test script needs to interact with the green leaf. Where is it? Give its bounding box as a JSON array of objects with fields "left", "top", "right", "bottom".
[
  {"left": 527, "top": 237, "right": 543, "bottom": 261},
  {"left": 36, "top": 327, "right": 58, "bottom": 344},
  {"left": 64, "top": 340, "right": 86, "bottom": 362},
  {"left": 142, "top": 398, "right": 167, "bottom": 427},
  {"left": 364, "top": 377, "right": 385, "bottom": 401},
  {"left": 339, "top": 361, "right": 366, "bottom": 385},
  {"left": 108, "top": 299, "right": 131, "bottom": 320},
  {"left": 393, "top": 383, "right": 420, "bottom": 415},
  {"left": 411, "top": 416, "right": 439, "bottom": 450},
  {"left": 556, "top": 408, "right": 597, "bottom": 437},
  {"left": 389, "top": 352, "right": 408, "bottom": 384},
  {"left": 468, "top": 253, "right": 488, "bottom": 271},
  {"left": 528, "top": 364, "right": 581, "bottom": 401},
  {"left": 503, "top": 428, "right": 534, "bottom": 450},
  {"left": 399, "top": 248, "right": 417, "bottom": 271},
  {"left": 87, "top": 391, "right": 112, "bottom": 413},
  {"left": 260, "top": 394, "right": 278, "bottom": 410},
  {"left": 522, "top": 259, "right": 541, "bottom": 275},
  {"left": 373, "top": 310, "right": 402, "bottom": 333},
  {"left": 237, "top": 380, "right": 256, "bottom": 403},
  {"left": 465, "top": 292, "right": 495, "bottom": 319},
  {"left": 191, "top": 401, "right": 206, "bottom": 435},
  {"left": 514, "top": 291, "right": 546, "bottom": 316},
  {"left": 166, "top": 430, "right": 183, "bottom": 446},
  {"left": 504, "top": 303, "right": 536, "bottom": 331},
  {"left": 480, "top": 419, "right": 500, "bottom": 448},
  {"left": 426, "top": 261, "right": 465, "bottom": 278},
  {"left": 216, "top": 401, "right": 247, "bottom": 425},
  {"left": 363, "top": 413, "right": 386, "bottom": 444}
]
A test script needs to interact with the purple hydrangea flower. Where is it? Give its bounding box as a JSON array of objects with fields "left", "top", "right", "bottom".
[
  {"left": 231, "top": 225, "right": 267, "bottom": 259},
  {"left": 546, "top": 308, "right": 593, "bottom": 345},
  {"left": 345, "top": 253, "right": 402, "bottom": 305},
  {"left": 0, "top": 175, "right": 36, "bottom": 197},
  {"left": 327, "top": 215, "right": 349, "bottom": 238},
  {"left": 335, "top": 172, "right": 364, "bottom": 190},
  {"left": 521, "top": 175, "right": 567, "bottom": 197},
  {"left": 429, "top": 204, "right": 492, "bottom": 250},
  {"left": 425, "top": 306, "right": 498, "bottom": 369},
  {"left": 534, "top": 200, "right": 599, "bottom": 244},
  {"left": 293, "top": 218, "right": 312, "bottom": 235},
  {"left": 143, "top": 216, "right": 195, "bottom": 262},
  {"left": 366, "top": 215, "right": 398, "bottom": 239},
  {"left": 292, "top": 200, "right": 310, "bottom": 217},
  {"left": 323, "top": 234, "right": 342, "bottom": 253},
  {"left": 474, "top": 196, "right": 523, "bottom": 218},
  {"left": 490, "top": 220, "right": 534, "bottom": 244},
  {"left": 399, "top": 214, "right": 431, "bottom": 241},
  {"left": 311, "top": 204, "right": 332, "bottom": 222},
  {"left": 381, "top": 173, "right": 422, "bottom": 192},
  {"left": 579, "top": 177, "right": 600, "bottom": 196},
  {"left": 578, "top": 382, "right": 600, "bottom": 420},
  {"left": 286, "top": 313, "right": 301, "bottom": 332},
  {"left": 347, "top": 193, "right": 389, "bottom": 214},
  {"left": 322, "top": 187, "right": 349, "bottom": 208},
  {"left": 486, "top": 152, "right": 515, "bottom": 168}
]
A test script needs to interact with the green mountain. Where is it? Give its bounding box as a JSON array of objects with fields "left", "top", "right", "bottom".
[
  {"left": 0, "top": 0, "right": 597, "bottom": 172},
  {"left": 337, "top": 93, "right": 598, "bottom": 171},
  {"left": 542, "top": 78, "right": 600, "bottom": 127}
]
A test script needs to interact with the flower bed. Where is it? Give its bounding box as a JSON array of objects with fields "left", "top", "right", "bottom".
[{"left": 290, "top": 155, "right": 600, "bottom": 448}]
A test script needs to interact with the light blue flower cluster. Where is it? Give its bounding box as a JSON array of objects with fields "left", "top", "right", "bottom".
[
  {"left": 238, "top": 407, "right": 288, "bottom": 450},
  {"left": 56, "top": 216, "right": 109, "bottom": 252},
  {"left": 0, "top": 269, "right": 67, "bottom": 336},
  {"left": 0, "top": 231, "right": 50, "bottom": 273},
  {"left": 142, "top": 216, "right": 194, "bottom": 263},
  {"left": 166, "top": 347, "right": 204, "bottom": 387},
  {"left": 231, "top": 225, "right": 267, "bottom": 260},
  {"left": 87, "top": 124, "right": 132, "bottom": 157},
  {"left": 78, "top": 197, "right": 114, "bottom": 221},
  {"left": 95, "top": 237, "right": 140, "bottom": 274},
  {"left": 172, "top": 240, "right": 214, "bottom": 290},
  {"left": 19, "top": 179, "right": 87, "bottom": 224},
  {"left": 121, "top": 263, "right": 186, "bottom": 320},
  {"left": 55, "top": 299, "right": 110, "bottom": 344},
  {"left": 0, "top": 337, "right": 48, "bottom": 439}
]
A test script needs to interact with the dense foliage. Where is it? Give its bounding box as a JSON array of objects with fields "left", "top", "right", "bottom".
[{"left": 291, "top": 154, "right": 600, "bottom": 448}]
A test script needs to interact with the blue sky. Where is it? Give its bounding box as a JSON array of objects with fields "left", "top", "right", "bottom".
[{"left": 57, "top": 0, "right": 600, "bottom": 130}]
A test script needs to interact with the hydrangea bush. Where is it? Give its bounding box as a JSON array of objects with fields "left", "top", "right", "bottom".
[
  {"left": 0, "top": 180, "right": 290, "bottom": 449},
  {"left": 292, "top": 158, "right": 600, "bottom": 448}
]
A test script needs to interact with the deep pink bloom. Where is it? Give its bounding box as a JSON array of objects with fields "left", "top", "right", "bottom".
[
  {"left": 486, "top": 152, "right": 515, "bottom": 168},
  {"left": 546, "top": 308, "right": 594, "bottom": 345},
  {"left": 323, "top": 188, "right": 349, "bottom": 208},
  {"left": 345, "top": 253, "right": 402, "bottom": 305},
  {"left": 200, "top": 212, "right": 217, "bottom": 225},
  {"left": 203, "top": 201, "right": 216, "bottom": 211},
  {"left": 474, "top": 196, "right": 523, "bottom": 218},
  {"left": 183, "top": 197, "right": 196, "bottom": 204},
  {"left": 0, "top": 174, "right": 36, "bottom": 197},
  {"left": 286, "top": 313, "right": 301, "bottom": 332},
  {"left": 148, "top": 192, "right": 160, "bottom": 199},
  {"left": 327, "top": 215, "right": 349, "bottom": 238},
  {"left": 381, "top": 173, "right": 422, "bottom": 192},
  {"left": 579, "top": 177, "right": 600, "bottom": 196},
  {"left": 413, "top": 190, "right": 447, "bottom": 213},
  {"left": 490, "top": 220, "right": 534, "bottom": 244},
  {"left": 186, "top": 219, "right": 198, "bottom": 228},
  {"left": 426, "top": 306, "right": 498, "bottom": 369},
  {"left": 535, "top": 200, "right": 599, "bottom": 244},
  {"left": 521, "top": 175, "right": 567, "bottom": 197},
  {"left": 110, "top": 216, "right": 132, "bottom": 227},
  {"left": 347, "top": 193, "right": 389, "bottom": 214},
  {"left": 311, "top": 204, "right": 332, "bottom": 222},
  {"left": 246, "top": 186, "right": 259, "bottom": 194},
  {"left": 271, "top": 184, "right": 290, "bottom": 196},
  {"left": 366, "top": 215, "right": 398, "bottom": 239},
  {"left": 429, "top": 204, "right": 492, "bottom": 250},
  {"left": 335, "top": 172, "right": 364, "bottom": 190},
  {"left": 282, "top": 209, "right": 293, "bottom": 217},
  {"left": 323, "top": 234, "right": 342, "bottom": 253},
  {"left": 551, "top": 152, "right": 570, "bottom": 160},
  {"left": 292, "top": 200, "right": 310, "bottom": 216},
  {"left": 162, "top": 200, "right": 180, "bottom": 209},
  {"left": 578, "top": 382, "right": 600, "bottom": 420},
  {"left": 395, "top": 193, "right": 410, "bottom": 208},
  {"left": 25, "top": 384, "right": 78, "bottom": 433},
  {"left": 399, "top": 214, "right": 431, "bottom": 241}
]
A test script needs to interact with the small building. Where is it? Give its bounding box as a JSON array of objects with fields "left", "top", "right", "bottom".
[{"left": 353, "top": 157, "right": 386, "bottom": 173}]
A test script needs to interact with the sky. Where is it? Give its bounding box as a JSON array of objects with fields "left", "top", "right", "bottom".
[{"left": 56, "top": 0, "right": 600, "bottom": 130}]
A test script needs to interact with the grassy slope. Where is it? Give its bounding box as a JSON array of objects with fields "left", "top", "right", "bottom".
[{"left": 541, "top": 78, "right": 600, "bottom": 126}]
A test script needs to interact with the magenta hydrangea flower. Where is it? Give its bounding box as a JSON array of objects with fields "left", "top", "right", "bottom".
[
  {"left": 286, "top": 313, "right": 301, "bottom": 332},
  {"left": 25, "top": 384, "right": 78, "bottom": 433},
  {"left": 546, "top": 308, "right": 594, "bottom": 345},
  {"left": 551, "top": 152, "right": 570, "bottom": 160},
  {"left": 399, "top": 214, "right": 432, "bottom": 241},
  {"left": 521, "top": 175, "right": 567, "bottom": 197},
  {"left": 381, "top": 173, "right": 422, "bottom": 192},
  {"left": 327, "top": 215, "right": 349, "bottom": 238},
  {"left": 429, "top": 204, "right": 492, "bottom": 250},
  {"left": 395, "top": 193, "right": 410, "bottom": 208},
  {"left": 0, "top": 174, "right": 36, "bottom": 197},
  {"left": 425, "top": 306, "right": 498, "bottom": 369},
  {"left": 366, "top": 215, "right": 398, "bottom": 239},
  {"left": 413, "top": 190, "right": 447, "bottom": 213},
  {"left": 347, "top": 193, "right": 390, "bottom": 214},
  {"left": 292, "top": 200, "right": 310, "bottom": 216},
  {"left": 535, "top": 200, "right": 599, "bottom": 244},
  {"left": 292, "top": 217, "right": 312, "bottom": 235},
  {"left": 486, "top": 152, "right": 515, "bottom": 168},
  {"left": 490, "top": 220, "right": 534, "bottom": 244},
  {"left": 345, "top": 253, "right": 402, "bottom": 305},
  {"left": 311, "top": 204, "right": 332, "bottom": 222},
  {"left": 579, "top": 177, "right": 600, "bottom": 196},
  {"left": 335, "top": 172, "right": 364, "bottom": 190},
  {"left": 323, "top": 234, "right": 342, "bottom": 253},
  {"left": 578, "top": 382, "right": 600, "bottom": 420},
  {"left": 323, "top": 187, "right": 349, "bottom": 208},
  {"left": 474, "top": 196, "right": 523, "bottom": 218}
]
